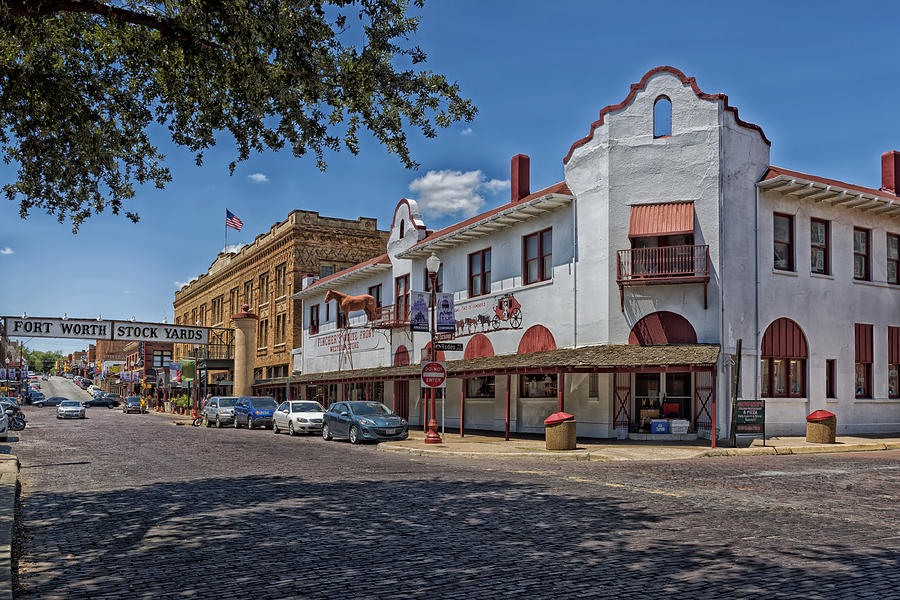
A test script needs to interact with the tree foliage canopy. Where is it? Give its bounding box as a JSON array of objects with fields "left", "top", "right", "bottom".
[{"left": 0, "top": 0, "right": 476, "bottom": 231}]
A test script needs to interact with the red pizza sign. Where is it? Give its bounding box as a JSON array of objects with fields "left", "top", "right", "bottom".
[{"left": 421, "top": 361, "right": 447, "bottom": 389}]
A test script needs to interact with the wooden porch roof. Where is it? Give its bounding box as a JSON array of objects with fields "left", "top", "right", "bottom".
[{"left": 294, "top": 344, "right": 721, "bottom": 384}]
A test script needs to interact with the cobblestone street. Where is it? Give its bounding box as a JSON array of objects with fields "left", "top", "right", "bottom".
[{"left": 11, "top": 379, "right": 900, "bottom": 599}]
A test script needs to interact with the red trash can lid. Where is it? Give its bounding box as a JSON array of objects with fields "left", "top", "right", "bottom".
[
  {"left": 807, "top": 410, "right": 835, "bottom": 422},
  {"left": 544, "top": 411, "right": 574, "bottom": 425}
]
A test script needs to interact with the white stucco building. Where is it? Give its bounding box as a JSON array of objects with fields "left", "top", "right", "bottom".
[{"left": 290, "top": 66, "right": 900, "bottom": 441}]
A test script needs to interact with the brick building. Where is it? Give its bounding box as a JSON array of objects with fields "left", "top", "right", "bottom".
[{"left": 172, "top": 209, "right": 388, "bottom": 397}]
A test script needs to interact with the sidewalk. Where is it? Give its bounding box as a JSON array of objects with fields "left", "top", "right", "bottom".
[
  {"left": 144, "top": 408, "right": 194, "bottom": 424},
  {"left": 376, "top": 430, "right": 900, "bottom": 462}
]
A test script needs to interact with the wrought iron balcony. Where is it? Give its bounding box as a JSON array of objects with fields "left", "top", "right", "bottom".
[{"left": 616, "top": 244, "right": 710, "bottom": 310}]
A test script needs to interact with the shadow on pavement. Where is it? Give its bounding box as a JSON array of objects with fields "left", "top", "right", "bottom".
[{"left": 14, "top": 474, "right": 900, "bottom": 599}]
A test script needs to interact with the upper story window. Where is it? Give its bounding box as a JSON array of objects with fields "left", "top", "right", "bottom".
[
  {"left": 259, "top": 272, "right": 270, "bottom": 303},
  {"left": 810, "top": 219, "right": 829, "bottom": 275},
  {"left": 773, "top": 213, "right": 794, "bottom": 271},
  {"left": 229, "top": 287, "right": 240, "bottom": 314},
  {"left": 524, "top": 228, "right": 552, "bottom": 284},
  {"left": 853, "top": 228, "right": 870, "bottom": 281},
  {"left": 320, "top": 264, "right": 335, "bottom": 278},
  {"left": 887, "top": 233, "right": 899, "bottom": 285},
  {"left": 468, "top": 248, "right": 491, "bottom": 298},
  {"left": 395, "top": 274, "right": 410, "bottom": 320},
  {"left": 855, "top": 323, "right": 873, "bottom": 398},
  {"left": 368, "top": 284, "right": 382, "bottom": 308},
  {"left": 244, "top": 281, "right": 253, "bottom": 308},
  {"left": 653, "top": 96, "right": 672, "bottom": 138},
  {"left": 275, "top": 262, "right": 287, "bottom": 297},
  {"left": 309, "top": 304, "right": 319, "bottom": 335},
  {"left": 257, "top": 318, "right": 269, "bottom": 349},
  {"left": 198, "top": 304, "right": 206, "bottom": 326}
]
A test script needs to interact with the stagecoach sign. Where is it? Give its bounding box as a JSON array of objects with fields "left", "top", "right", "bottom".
[{"left": 2, "top": 317, "right": 209, "bottom": 344}]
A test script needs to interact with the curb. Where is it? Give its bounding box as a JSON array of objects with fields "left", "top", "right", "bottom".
[
  {"left": 376, "top": 444, "right": 592, "bottom": 461},
  {"left": 0, "top": 456, "right": 18, "bottom": 600}
]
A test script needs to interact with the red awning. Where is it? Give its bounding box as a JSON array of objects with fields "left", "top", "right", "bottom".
[{"left": 628, "top": 202, "right": 694, "bottom": 238}]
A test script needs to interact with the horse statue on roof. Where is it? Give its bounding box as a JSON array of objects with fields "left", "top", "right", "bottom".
[{"left": 325, "top": 289, "right": 378, "bottom": 323}]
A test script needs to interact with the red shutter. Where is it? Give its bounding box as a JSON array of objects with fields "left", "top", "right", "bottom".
[
  {"left": 761, "top": 318, "right": 808, "bottom": 359},
  {"left": 855, "top": 323, "right": 873, "bottom": 363},
  {"left": 889, "top": 326, "right": 900, "bottom": 364}
]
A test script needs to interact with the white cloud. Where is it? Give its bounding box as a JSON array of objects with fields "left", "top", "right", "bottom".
[
  {"left": 123, "top": 290, "right": 134, "bottom": 295},
  {"left": 409, "top": 170, "right": 510, "bottom": 218},
  {"left": 248, "top": 173, "right": 269, "bottom": 183},
  {"left": 224, "top": 243, "right": 246, "bottom": 254},
  {"left": 460, "top": 127, "right": 473, "bottom": 136},
  {"left": 175, "top": 276, "right": 199, "bottom": 289},
  {"left": 0, "top": 247, "right": 12, "bottom": 255}
]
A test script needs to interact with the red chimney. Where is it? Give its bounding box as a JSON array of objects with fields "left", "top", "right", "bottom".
[
  {"left": 511, "top": 154, "right": 530, "bottom": 203},
  {"left": 882, "top": 151, "right": 900, "bottom": 195}
]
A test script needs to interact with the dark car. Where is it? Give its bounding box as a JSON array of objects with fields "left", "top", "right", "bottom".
[
  {"left": 27, "top": 391, "right": 45, "bottom": 405},
  {"left": 34, "top": 396, "right": 65, "bottom": 408},
  {"left": 233, "top": 397, "right": 278, "bottom": 429},
  {"left": 122, "top": 396, "right": 143, "bottom": 414},
  {"left": 322, "top": 401, "right": 408, "bottom": 444},
  {"left": 84, "top": 394, "right": 120, "bottom": 408}
]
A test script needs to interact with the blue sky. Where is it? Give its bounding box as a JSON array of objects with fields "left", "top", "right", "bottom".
[{"left": 3, "top": 0, "right": 900, "bottom": 354}]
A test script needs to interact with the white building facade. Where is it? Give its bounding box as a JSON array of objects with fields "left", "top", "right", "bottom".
[{"left": 291, "top": 66, "right": 900, "bottom": 440}]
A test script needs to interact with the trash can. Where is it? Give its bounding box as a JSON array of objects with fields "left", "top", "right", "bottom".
[
  {"left": 544, "top": 411, "right": 576, "bottom": 451},
  {"left": 806, "top": 410, "right": 836, "bottom": 444}
]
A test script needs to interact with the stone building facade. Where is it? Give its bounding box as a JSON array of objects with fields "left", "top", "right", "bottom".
[{"left": 172, "top": 210, "right": 388, "bottom": 391}]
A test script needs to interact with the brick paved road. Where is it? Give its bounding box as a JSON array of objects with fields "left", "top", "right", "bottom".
[{"left": 12, "top": 377, "right": 900, "bottom": 599}]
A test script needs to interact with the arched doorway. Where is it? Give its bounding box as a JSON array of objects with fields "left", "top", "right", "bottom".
[
  {"left": 628, "top": 311, "right": 697, "bottom": 345},
  {"left": 761, "top": 318, "right": 807, "bottom": 398},
  {"left": 517, "top": 325, "right": 556, "bottom": 354},
  {"left": 394, "top": 346, "right": 410, "bottom": 366}
]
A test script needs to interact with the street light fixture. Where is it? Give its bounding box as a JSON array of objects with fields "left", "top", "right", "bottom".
[{"left": 424, "top": 253, "right": 442, "bottom": 444}]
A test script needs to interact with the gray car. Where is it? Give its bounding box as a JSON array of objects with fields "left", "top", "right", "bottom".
[
  {"left": 202, "top": 396, "right": 237, "bottom": 428},
  {"left": 57, "top": 400, "right": 86, "bottom": 419}
]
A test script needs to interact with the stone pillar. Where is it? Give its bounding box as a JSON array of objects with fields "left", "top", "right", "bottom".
[{"left": 231, "top": 304, "right": 259, "bottom": 397}]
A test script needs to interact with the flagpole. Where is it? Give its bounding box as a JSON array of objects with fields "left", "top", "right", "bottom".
[{"left": 224, "top": 209, "right": 227, "bottom": 253}]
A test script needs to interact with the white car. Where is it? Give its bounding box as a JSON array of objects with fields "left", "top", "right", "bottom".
[
  {"left": 0, "top": 412, "right": 8, "bottom": 442},
  {"left": 57, "top": 400, "right": 86, "bottom": 419},
  {"left": 272, "top": 400, "right": 325, "bottom": 436}
]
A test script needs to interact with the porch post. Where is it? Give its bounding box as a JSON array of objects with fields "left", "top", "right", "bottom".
[
  {"left": 424, "top": 385, "right": 428, "bottom": 432},
  {"left": 505, "top": 374, "right": 510, "bottom": 441},
  {"left": 460, "top": 378, "right": 465, "bottom": 437},
  {"left": 558, "top": 371, "right": 565, "bottom": 412},
  {"left": 711, "top": 367, "right": 717, "bottom": 449}
]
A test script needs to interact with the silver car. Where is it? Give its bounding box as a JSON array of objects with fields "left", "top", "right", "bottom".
[
  {"left": 272, "top": 401, "right": 325, "bottom": 435},
  {"left": 202, "top": 396, "right": 237, "bottom": 428},
  {"left": 57, "top": 400, "right": 86, "bottom": 419}
]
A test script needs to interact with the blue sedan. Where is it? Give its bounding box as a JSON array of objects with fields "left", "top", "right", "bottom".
[{"left": 322, "top": 401, "right": 408, "bottom": 444}]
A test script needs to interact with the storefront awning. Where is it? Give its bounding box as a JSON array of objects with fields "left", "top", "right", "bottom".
[
  {"left": 628, "top": 202, "right": 694, "bottom": 238},
  {"left": 295, "top": 344, "right": 720, "bottom": 384}
]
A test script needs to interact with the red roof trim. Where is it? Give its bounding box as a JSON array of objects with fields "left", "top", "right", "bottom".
[
  {"left": 391, "top": 199, "right": 428, "bottom": 231},
  {"left": 764, "top": 165, "right": 899, "bottom": 201},
  {"left": 563, "top": 66, "right": 770, "bottom": 165},
  {"left": 405, "top": 181, "right": 572, "bottom": 251},
  {"left": 303, "top": 253, "right": 391, "bottom": 291}
]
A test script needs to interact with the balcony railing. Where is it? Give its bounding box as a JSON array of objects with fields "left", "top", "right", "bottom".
[
  {"left": 370, "top": 305, "right": 409, "bottom": 329},
  {"left": 616, "top": 244, "right": 710, "bottom": 310}
]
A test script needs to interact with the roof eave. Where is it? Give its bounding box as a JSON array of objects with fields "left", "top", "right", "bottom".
[{"left": 758, "top": 174, "right": 900, "bottom": 218}]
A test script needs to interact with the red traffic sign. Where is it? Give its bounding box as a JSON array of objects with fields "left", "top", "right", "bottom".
[{"left": 421, "top": 361, "right": 447, "bottom": 389}]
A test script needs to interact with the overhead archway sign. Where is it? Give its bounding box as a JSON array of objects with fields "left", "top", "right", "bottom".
[{"left": 2, "top": 316, "right": 209, "bottom": 345}]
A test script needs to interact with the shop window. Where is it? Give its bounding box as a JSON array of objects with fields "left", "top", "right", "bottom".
[
  {"left": 810, "top": 219, "right": 830, "bottom": 274},
  {"left": 653, "top": 96, "right": 672, "bottom": 138},
  {"left": 309, "top": 304, "right": 319, "bottom": 335},
  {"left": 855, "top": 323, "right": 873, "bottom": 398},
  {"left": 523, "top": 228, "right": 552, "bottom": 285},
  {"left": 825, "top": 359, "right": 836, "bottom": 399},
  {"left": 368, "top": 284, "right": 382, "bottom": 308},
  {"left": 466, "top": 376, "right": 495, "bottom": 398},
  {"left": 888, "top": 233, "right": 899, "bottom": 285},
  {"left": 773, "top": 213, "right": 794, "bottom": 271},
  {"left": 890, "top": 327, "right": 900, "bottom": 399},
  {"left": 468, "top": 248, "right": 491, "bottom": 297},
  {"left": 520, "top": 373, "right": 557, "bottom": 398},
  {"left": 853, "top": 228, "right": 870, "bottom": 281},
  {"left": 855, "top": 363, "right": 871, "bottom": 398}
]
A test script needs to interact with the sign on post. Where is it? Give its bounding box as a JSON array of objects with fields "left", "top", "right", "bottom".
[
  {"left": 421, "top": 361, "right": 447, "bottom": 389},
  {"left": 436, "top": 292, "right": 456, "bottom": 332},
  {"left": 435, "top": 342, "right": 463, "bottom": 352},
  {"left": 735, "top": 399, "right": 765, "bottom": 435},
  {"left": 409, "top": 292, "right": 429, "bottom": 333}
]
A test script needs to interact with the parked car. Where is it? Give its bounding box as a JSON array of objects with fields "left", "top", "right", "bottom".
[
  {"left": 273, "top": 401, "right": 326, "bottom": 436},
  {"left": 57, "top": 400, "right": 86, "bottom": 419},
  {"left": 28, "top": 392, "right": 45, "bottom": 405},
  {"left": 0, "top": 411, "right": 8, "bottom": 442},
  {"left": 322, "top": 401, "right": 408, "bottom": 444},
  {"left": 202, "top": 396, "right": 237, "bottom": 428},
  {"left": 233, "top": 397, "right": 278, "bottom": 429},
  {"left": 83, "top": 394, "right": 120, "bottom": 408},
  {"left": 34, "top": 396, "right": 66, "bottom": 408},
  {"left": 122, "top": 397, "right": 143, "bottom": 414}
]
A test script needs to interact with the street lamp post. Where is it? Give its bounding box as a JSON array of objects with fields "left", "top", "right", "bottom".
[{"left": 424, "top": 253, "right": 442, "bottom": 444}]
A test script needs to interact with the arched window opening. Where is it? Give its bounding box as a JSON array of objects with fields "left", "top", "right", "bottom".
[
  {"left": 653, "top": 96, "right": 672, "bottom": 138},
  {"left": 628, "top": 311, "right": 696, "bottom": 345},
  {"left": 761, "top": 318, "right": 808, "bottom": 398},
  {"left": 399, "top": 220, "right": 406, "bottom": 238}
]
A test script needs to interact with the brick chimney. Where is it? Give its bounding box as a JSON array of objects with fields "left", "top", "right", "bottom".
[
  {"left": 882, "top": 151, "right": 900, "bottom": 195},
  {"left": 511, "top": 154, "right": 530, "bottom": 203}
]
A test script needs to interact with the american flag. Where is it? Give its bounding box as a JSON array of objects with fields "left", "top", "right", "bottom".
[{"left": 225, "top": 210, "right": 243, "bottom": 231}]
